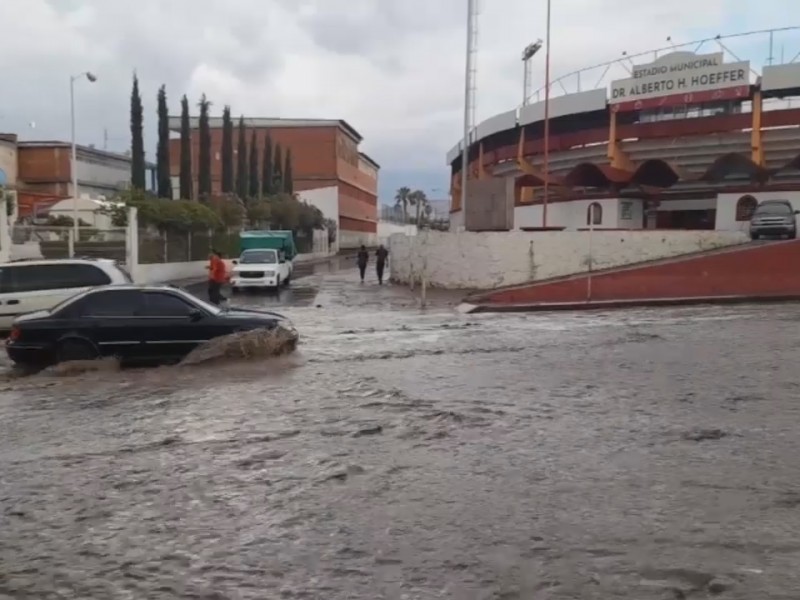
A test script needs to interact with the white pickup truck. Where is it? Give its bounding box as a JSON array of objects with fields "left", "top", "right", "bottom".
[{"left": 230, "top": 248, "right": 293, "bottom": 291}]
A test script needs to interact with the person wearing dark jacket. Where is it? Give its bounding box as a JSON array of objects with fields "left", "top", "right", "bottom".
[
  {"left": 356, "top": 245, "right": 369, "bottom": 282},
  {"left": 375, "top": 244, "right": 389, "bottom": 285}
]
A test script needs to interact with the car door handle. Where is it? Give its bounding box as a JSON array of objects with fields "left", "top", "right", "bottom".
[{"left": 5, "top": 299, "right": 19, "bottom": 305}]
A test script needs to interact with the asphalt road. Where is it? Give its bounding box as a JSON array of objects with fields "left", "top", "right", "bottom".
[{"left": 1, "top": 262, "right": 799, "bottom": 599}]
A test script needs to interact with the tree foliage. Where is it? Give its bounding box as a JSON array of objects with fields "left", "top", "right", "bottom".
[
  {"left": 261, "top": 133, "right": 274, "bottom": 196},
  {"left": 105, "top": 189, "right": 222, "bottom": 232},
  {"left": 283, "top": 148, "right": 294, "bottom": 194},
  {"left": 248, "top": 130, "right": 260, "bottom": 199},
  {"left": 155, "top": 85, "right": 172, "bottom": 199},
  {"left": 197, "top": 94, "right": 212, "bottom": 199},
  {"left": 272, "top": 143, "right": 283, "bottom": 193},
  {"left": 179, "top": 95, "right": 193, "bottom": 200},
  {"left": 221, "top": 106, "right": 234, "bottom": 194},
  {"left": 235, "top": 116, "right": 248, "bottom": 201},
  {"left": 130, "top": 73, "right": 146, "bottom": 191},
  {"left": 394, "top": 186, "right": 411, "bottom": 222}
]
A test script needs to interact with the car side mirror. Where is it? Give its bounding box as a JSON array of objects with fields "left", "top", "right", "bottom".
[
  {"left": 232, "top": 259, "right": 239, "bottom": 265},
  {"left": 189, "top": 308, "right": 203, "bottom": 321},
  {"left": 794, "top": 210, "right": 799, "bottom": 215}
]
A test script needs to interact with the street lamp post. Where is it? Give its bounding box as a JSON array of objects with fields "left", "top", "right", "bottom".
[
  {"left": 542, "top": 0, "right": 552, "bottom": 227},
  {"left": 521, "top": 40, "right": 543, "bottom": 106},
  {"left": 70, "top": 71, "right": 97, "bottom": 238}
]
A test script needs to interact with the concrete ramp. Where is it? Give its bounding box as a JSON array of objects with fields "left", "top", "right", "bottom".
[{"left": 469, "top": 239, "right": 800, "bottom": 312}]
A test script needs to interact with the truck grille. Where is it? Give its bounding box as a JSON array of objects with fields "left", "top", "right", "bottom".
[{"left": 239, "top": 271, "right": 264, "bottom": 278}]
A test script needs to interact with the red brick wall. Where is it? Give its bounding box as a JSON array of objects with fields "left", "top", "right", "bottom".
[{"left": 482, "top": 241, "right": 800, "bottom": 304}]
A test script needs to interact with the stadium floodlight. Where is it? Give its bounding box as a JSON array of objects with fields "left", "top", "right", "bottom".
[{"left": 522, "top": 40, "right": 543, "bottom": 106}]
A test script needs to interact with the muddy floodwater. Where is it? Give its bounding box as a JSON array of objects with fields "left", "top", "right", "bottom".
[{"left": 2, "top": 263, "right": 800, "bottom": 599}]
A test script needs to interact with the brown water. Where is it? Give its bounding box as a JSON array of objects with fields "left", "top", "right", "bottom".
[{"left": 1, "top": 266, "right": 799, "bottom": 599}]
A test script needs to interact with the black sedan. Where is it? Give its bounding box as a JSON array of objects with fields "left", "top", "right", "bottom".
[{"left": 5, "top": 284, "right": 298, "bottom": 366}]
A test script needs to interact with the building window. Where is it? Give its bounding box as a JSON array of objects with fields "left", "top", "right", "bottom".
[
  {"left": 735, "top": 195, "right": 758, "bottom": 221},
  {"left": 587, "top": 202, "right": 603, "bottom": 226},
  {"left": 620, "top": 201, "right": 633, "bottom": 220}
]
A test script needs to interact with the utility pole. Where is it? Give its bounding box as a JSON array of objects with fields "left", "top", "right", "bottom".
[{"left": 460, "top": 0, "right": 479, "bottom": 227}]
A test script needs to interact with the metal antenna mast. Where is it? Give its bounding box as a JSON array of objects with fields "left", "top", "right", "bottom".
[{"left": 460, "top": 0, "right": 479, "bottom": 225}]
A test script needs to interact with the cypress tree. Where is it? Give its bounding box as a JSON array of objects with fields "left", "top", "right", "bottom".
[
  {"left": 235, "top": 116, "right": 248, "bottom": 200},
  {"left": 221, "top": 106, "right": 234, "bottom": 194},
  {"left": 248, "top": 130, "right": 260, "bottom": 199},
  {"left": 273, "top": 143, "right": 283, "bottom": 193},
  {"left": 283, "top": 148, "right": 293, "bottom": 194},
  {"left": 179, "top": 95, "right": 193, "bottom": 200},
  {"left": 261, "top": 133, "right": 273, "bottom": 196},
  {"left": 155, "top": 85, "right": 172, "bottom": 199},
  {"left": 130, "top": 73, "right": 146, "bottom": 191},
  {"left": 197, "top": 94, "right": 212, "bottom": 199}
]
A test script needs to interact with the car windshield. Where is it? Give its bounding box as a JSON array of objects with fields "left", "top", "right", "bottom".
[
  {"left": 755, "top": 202, "right": 793, "bottom": 215},
  {"left": 240, "top": 250, "right": 277, "bottom": 264}
]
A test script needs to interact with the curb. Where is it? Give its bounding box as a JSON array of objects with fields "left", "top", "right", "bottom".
[{"left": 468, "top": 294, "right": 800, "bottom": 314}]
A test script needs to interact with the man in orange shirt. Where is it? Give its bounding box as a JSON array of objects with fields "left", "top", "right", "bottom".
[{"left": 207, "top": 249, "right": 228, "bottom": 305}]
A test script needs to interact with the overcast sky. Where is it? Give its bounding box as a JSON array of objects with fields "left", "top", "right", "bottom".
[{"left": 0, "top": 0, "right": 794, "bottom": 202}]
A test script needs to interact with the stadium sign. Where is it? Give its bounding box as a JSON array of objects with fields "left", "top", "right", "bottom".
[{"left": 609, "top": 51, "right": 750, "bottom": 112}]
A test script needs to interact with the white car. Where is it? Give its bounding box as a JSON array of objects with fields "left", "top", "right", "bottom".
[
  {"left": 230, "top": 249, "right": 293, "bottom": 291},
  {"left": 0, "top": 258, "right": 132, "bottom": 332}
]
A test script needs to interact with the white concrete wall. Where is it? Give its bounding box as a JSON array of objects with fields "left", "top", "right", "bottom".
[
  {"left": 339, "top": 230, "right": 377, "bottom": 249},
  {"left": 377, "top": 222, "right": 417, "bottom": 246},
  {"left": 715, "top": 191, "right": 800, "bottom": 232},
  {"left": 389, "top": 229, "right": 749, "bottom": 289},
  {"left": 515, "top": 198, "right": 635, "bottom": 230},
  {"left": 297, "top": 186, "right": 339, "bottom": 222},
  {"left": 135, "top": 260, "right": 209, "bottom": 284}
]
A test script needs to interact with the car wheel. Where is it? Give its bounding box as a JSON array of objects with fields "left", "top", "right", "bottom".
[
  {"left": 275, "top": 276, "right": 281, "bottom": 291},
  {"left": 231, "top": 286, "right": 240, "bottom": 294},
  {"left": 56, "top": 338, "right": 99, "bottom": 363}
]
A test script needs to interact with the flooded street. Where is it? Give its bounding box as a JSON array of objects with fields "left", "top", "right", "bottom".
[{"left": 2, "top": 261, "right": 800, "bottom": 599}]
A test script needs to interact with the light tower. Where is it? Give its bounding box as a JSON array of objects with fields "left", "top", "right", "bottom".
[{"left": 460, "top": 0, "right": 479, "bottom": 225}]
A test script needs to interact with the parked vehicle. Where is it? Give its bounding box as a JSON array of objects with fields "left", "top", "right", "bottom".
[
  {"left": 0, "top": 258, "right": 132, "bottom": 332},
  {"left": 5, "top": 284, "right": 298, "bottom": 367},
  {"left": 230, "top": 248, "right": 292, "bottom": 291},
  {"left": 749, "top": 200, "right": 799, "bottom": 240}
]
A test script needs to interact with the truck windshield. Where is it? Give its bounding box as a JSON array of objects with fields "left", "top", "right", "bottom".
[
  {"left": 240, "top": 250, "right": 277, "bottom": 264},
  {"left": 755, "top": 203, "right": 793, "bottom": 215}
]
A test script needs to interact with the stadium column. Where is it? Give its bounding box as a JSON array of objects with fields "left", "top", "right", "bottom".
[
  {"left": 751, "top": 89, "right": 764, "bottom": 166},
  {"left": 607, "top": 108, "right": 634, "bottom": 171},
  {"left": 514, "top": 127, "right": 535, "bottom": 204},
  {"left": 478, "top": 142, "right": 489, "bottom": 179}
]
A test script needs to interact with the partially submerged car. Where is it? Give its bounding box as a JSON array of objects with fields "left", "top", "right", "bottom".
[
  {"left": 230, "top": 248, "right": 293, "bottom": 291},
  {"left": 5, "top": 284, "right": 298, "bottom": 367},
  {"left": 749, "top": 199, "right": 799, "bottom": 240}
]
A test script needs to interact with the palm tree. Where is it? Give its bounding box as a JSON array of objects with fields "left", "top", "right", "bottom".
[
  {"left": 394, "top": 186, "right": 411, "bottom": 223},
  {"left": 409, "top": 190, "right": 429, "bottom": 226}
]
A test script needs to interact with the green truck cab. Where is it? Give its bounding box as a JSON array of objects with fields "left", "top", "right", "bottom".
[{"left": 239, "top": 230, "right": 298, "bottom": 260}]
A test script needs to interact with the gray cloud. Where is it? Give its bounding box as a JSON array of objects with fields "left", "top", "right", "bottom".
[{"left": 1, "top": 0, "right": 793, "bottom": 199}]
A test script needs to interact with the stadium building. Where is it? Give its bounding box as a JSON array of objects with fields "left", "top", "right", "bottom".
[{"left": 447, "top": 30, "right": 800, "bottom": 233}]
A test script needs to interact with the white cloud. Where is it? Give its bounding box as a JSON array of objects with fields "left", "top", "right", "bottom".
[{"left": 0, "top": 0, "right": 795, "bottom": 188}]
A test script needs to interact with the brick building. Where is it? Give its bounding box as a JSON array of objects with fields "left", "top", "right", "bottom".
[
  {"left": 0, "top": 135, "right": 154, "bottom": 219},
  {"left": 167, "top": 117, "right": 379, "bottom": 244}
]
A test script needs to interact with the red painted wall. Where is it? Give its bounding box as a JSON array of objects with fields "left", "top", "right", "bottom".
[{"left": 481, "top": 241, "right": 800, "bottom": 305}]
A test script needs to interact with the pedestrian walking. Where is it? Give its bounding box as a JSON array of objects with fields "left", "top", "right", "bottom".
[
  {"left": 375, "top": 244, "right": 389, "bottom": 285},
  {"left": 356, "top": 244, "right": 369, "bottom": 283},
  {"left": 207, "top": 248, "right": 228, "bottom": 305}
]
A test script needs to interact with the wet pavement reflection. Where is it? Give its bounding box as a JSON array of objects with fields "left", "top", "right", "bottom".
[{"left": 1, "top": 260, "right": 800, "bottom": 599}]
